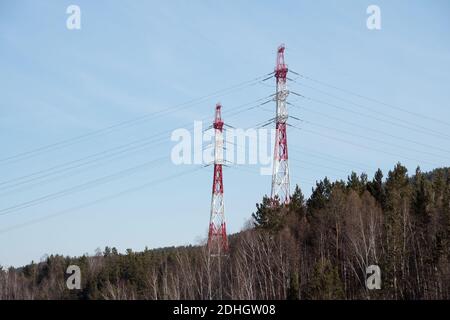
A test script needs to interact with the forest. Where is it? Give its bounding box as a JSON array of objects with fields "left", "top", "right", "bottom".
[{"left": 0, "top": 163, "right": 449, "bottom": 300}]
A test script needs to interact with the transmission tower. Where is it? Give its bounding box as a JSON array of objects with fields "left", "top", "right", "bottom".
[
  {"left": 271, "top": 44, "right": 291, "bottom": 204},
  {"left": 208, "top": 103, "right": 229, "bottom": 256}
]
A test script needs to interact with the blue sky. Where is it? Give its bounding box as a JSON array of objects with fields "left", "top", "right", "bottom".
[{"left": 0, "top": 0, "right": 449, "bottom": 267}]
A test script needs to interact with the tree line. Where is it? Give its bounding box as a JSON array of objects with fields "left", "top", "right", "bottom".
[{"left": 0, "top": 163, "right": 449, "bottom": 299}]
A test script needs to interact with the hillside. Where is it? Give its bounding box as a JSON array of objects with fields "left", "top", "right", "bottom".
[{"left": 1, "top": 163, "right": 449, "bottom": 300}]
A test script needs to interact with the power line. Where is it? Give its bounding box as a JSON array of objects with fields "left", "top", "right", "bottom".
[
  {"left": 302, "top": 120, "right": 446, "bottom": 165},
  {"left": 290, "top": 102, "right": 450, "bottom": 155},
  {"left": 294, "top": 92, "right": 450, "bottom": 141},
  {"left": 223, "top": 111, "right": 386, "bottom": 175},
  {"left": 289, "top": 145, "right": 376, "bottom": 173},
  {"left": 288, "top": 82, "right": 450, "bottom": 141},
  {"left": 221, "top": 141, "right": 353, "bottom": 178},
  {"left": 290, "top": 71, "right": 450, "bottom": 128},
  {"left": 290, "top": 158, "right": 352, "bottom": 174},
  {"left": 289, "top": 103, "right": 450, "bottom": 161},
  {"left": 0, "top": 138, "right": 168, "bottom": 191},
  {"left": 0, "top": 96, "right": 274, "bottom": 192},
  {"left": 0, "top": 97, "right": 276, "bottom": 213},
  {"left": 0, "top": 166, "right": 205, "bottom": 235},
  {"left": 0, "top": 156, "right": 170, "bottom": 216},
  {"left": 228, "top": 164, "right": 316, "bottom": 186},
  {"left": 293, "top": 126, "right": 444, "bottom": 167},
  {"left": 221, "top": 123, "right": 378, "bottom": 175},
  {"left": 0, "top": 140, "right": 168, "bottom": 197},
  {"left": 0, "top": 72, "right": 273, "bottom": 165}
]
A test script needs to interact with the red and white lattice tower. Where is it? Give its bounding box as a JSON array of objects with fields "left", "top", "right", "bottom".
[
  {"left": 208, "top": 103, "right": 229, "bottom": 255},
  {"left": 271, "top": 44, "right": 291, "bottom": 204}
]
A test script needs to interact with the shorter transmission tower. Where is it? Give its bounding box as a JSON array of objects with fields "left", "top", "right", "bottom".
[{"left": 208, "top": 103, "right": 229, "bottom": 256}]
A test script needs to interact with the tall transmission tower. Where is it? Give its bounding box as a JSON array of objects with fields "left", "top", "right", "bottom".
[
  {"left": 208, "top": 103, "right": 229, "bottom": 256},
  {"left": 271, "top": 44, "right": 291, "bottom": 204}
]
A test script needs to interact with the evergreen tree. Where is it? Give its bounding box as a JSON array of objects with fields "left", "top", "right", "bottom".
[
  {"left": 305, "top": 259, "right": 344, "bottom": 300},
  {"left": 347, "top": 172, "right": 367, "bottom": 194},
  {"left": 103, "top": 246, "right": 112, "bottom": 257},
  {"left": 367, "top": 168, "right": 386, "bottom": 209},
  {"left": 383, "top": 163, "right": 411, "bottom": 298},
  {"left": 252, "top": 196, "right": 283, "bottom": 232},
  {"left": 307, "top": 178, "right": 332, "bottom": 212},
  {"left": 289, "top": 185, "right": 306, "bottom": 220},
  {"left": 412, "top": 167, "right": 431, "bottom": 225},
  {"left": 3, "top": 165, "right": 449, "bottom": 300}
]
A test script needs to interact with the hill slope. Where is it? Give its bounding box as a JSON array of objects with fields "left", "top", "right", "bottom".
[{"left": 1, "top": 164, "right": 449, "bottom": 300}]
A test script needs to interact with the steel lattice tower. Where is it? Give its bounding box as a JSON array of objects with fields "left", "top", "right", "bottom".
[
  {"left": 271, "top": 44, "right": 291, "bottom": 204},
  {"left": 208, "top": 103, "right": 228, "bottom": 256}
]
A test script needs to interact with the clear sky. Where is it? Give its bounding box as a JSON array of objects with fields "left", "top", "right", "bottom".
[{"left": 1, "top": 0, "right": 449, "bottom": 267}]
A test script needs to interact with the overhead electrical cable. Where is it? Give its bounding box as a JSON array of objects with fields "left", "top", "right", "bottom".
[{"left": 0, "top": 72, "right": 274, "bottom": 165}]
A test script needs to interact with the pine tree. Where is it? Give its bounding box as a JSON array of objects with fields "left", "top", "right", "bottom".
[
  {"left": 367, "top": 168, "right": 386, "bottom": 209},
  {"left": 412, "top": 167, "right": 431, "bottom": 226},
  {"left": 347, "top": 172, "right": 367, "bottom": 194},
  {"left": 252, "top": 196, "right": 283, "bottom": 232},
  {"left": 307, "top": 178, "right": 332, "bottom": 212},
  {"left": 289, "top": 185, "right": 306, "bottom": 219},
  {"left": 383, "top": 163, "right": 411, "bottom": 298},
  {"left": 305, "top": 259, "right": 344, "bottom": 300}
]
